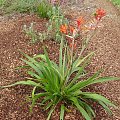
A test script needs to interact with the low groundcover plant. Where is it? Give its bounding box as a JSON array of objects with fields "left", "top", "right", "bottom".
[{"left": 1, "top": 9, "right": 120, "bottom": 120}]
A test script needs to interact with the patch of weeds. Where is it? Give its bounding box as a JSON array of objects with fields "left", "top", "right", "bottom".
[
  {"left": 24, "top": 6, "right": 68, "bottom": 43},
  {"left": 23, "top": 23, "right": 38, "bottom": 43},
  {"left": 46, "top": 6, "right": 69, "bottom": 42},
  {"left": 39, "top": 4, "right": 69, "bottom": 42},
  {"left": 23, "top": 22, "right": 47, "bottom": 43}
]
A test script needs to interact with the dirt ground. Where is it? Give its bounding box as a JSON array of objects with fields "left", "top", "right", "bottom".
[{"left": 0, "top": 0, "right": 120, "bottom": 120}]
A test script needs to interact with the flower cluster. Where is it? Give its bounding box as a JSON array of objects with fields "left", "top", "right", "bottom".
[
  {"left": 60, "top": 8, "right": 106, "bottom": 50},
  {"left": 77, "top": 16, "right": 84, "bottom": 29},
  {"left": 60, "top": 24, "right": 68, "bottom": 34},
  {"left": 60, "top": 16, "right": 84, "bottom": 35},
  {"left": 94, "top": 8, "right": 106, "bottom": 21},
  {"left": 60, "top": 16, "right": 84, "bottom": 49},
  {"left": 60, "top": 24, "right": 77, "bottom": 49}
]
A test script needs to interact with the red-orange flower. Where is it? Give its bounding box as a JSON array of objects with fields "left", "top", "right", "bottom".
[
  {"left": 69, "top": 43, "right": 77, "bottom": 49},
  {"left": 60, "top": 24, "right": 68, "bottom": 34},
  {"left": 69, "top": 25, "right": 75, "bottom": 34},
  {"left": 95, "top": 8, "right": 106, "bottom": 20},
  {"left": 77, "top": 16, "right": 84, "bottom": 28}
]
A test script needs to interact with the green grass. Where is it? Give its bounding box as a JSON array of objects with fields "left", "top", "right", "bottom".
[{"left": 110, "top": 0, "right": 120, "bottom": 7}]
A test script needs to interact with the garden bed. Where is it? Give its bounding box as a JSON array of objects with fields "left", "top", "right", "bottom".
[{"left": 0, "top": 0, "right": 120, "bottom": 120}]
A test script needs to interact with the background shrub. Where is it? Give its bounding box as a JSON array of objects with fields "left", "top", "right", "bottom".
[
  {"left": 36, "top": 0, "right": 52, "bottom": 18},
  {"left": 110, "top": 0, "right": 120, "bottom": 7}
]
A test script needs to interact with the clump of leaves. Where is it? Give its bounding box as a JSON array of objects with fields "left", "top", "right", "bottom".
[
  {"left": 23, "top": 22, "right": 47, "bottom": 43},
  {"left": 1, "top": 37, "right": 119, "bottom": 120},
  {"left": 23, "top": 23, "right": 38, "bottom": 43}
]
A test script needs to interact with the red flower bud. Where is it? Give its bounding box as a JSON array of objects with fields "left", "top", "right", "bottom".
[
  {"left": 69, "top": 43, "right": 77, "bottom": 49},
  {"left": 69, "top": 25, "right": 75, "bottom": 34},
  {"left": 77, "top": 16, "right": 84, "bottom": 28},
  {"left": 60, "top": 24, "right": 68, "bottom": 34}
]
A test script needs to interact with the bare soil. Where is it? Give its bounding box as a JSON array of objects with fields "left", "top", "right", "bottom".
[{"left": 0, "top": 0, "right": 120, "bottom": 120}]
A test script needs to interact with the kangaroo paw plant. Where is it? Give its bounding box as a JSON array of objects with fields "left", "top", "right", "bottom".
[{"left": 1, "top": 9, "right": 120, "bottom": 120}]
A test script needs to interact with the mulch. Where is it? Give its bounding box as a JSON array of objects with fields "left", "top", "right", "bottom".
[{"left": 0, "top": 0, "right": 120, "bottom": 120}]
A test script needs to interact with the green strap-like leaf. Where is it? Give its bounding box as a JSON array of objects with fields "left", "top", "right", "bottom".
[
  {"left": 41, "top": 95, "right": 54, "bottom": 104},
  {"left": 70, "top": 97, "right": 91, "bottom": 120},
  {"left": 67, "top": 52, "right": 93, "bottom": 89},
  {"left": 62, "top": 46, "right": 67, "bottom": 79},
  {"left": 59, "top": 36, "right": 64, "bottom": 71},
  {"left": 47, "top": 106, "right": 55, "bottom": 120},
  {"left": 81, "top": 93, "right": 116, "bottom": 107},
  {"left": 60, "top": 104, "right": 65, "bottom": 120},
  {"left": 34, "top": 92, "right": 48, "bottom": 102},
  {"left": 44, "top": 48, "right": 52, "bottom": 67},
  {"left": 73, "top": 52, "right": 94, "bottom": 68},
  {"left": 98, "top": 101, "right": 113, "bottom": 115},
  {"left": 19, "top": 51, "right": 33, "bottom": 60},
  {"left": 66, "top": 67, "right": 85, "bottom": 90},
  {"left": 21, "top": 58, "right": 43, "bottom": 77},
  {"left": 93, "top": 77, "right": 120, "bottom": 84},
  {"left": 28, "top": 71, "right": 41, "bottom": 80},
  {"left": 1, "top": 80, "right": 40, "bottom": 88},
  {"left": 67, "top": 70, "right": 101, "bottom": 93},
  {"left": 78, "top": 100, "right": 95, "bottom": 118},
  {"left": 44, "top": 101, "right": 54, "bottom": 110},
  {"left": 33, "top": 54, "right": 46, "bottom": 60},
  {"left": 30, "top": 86, "right": 37, "bottom": 112}
]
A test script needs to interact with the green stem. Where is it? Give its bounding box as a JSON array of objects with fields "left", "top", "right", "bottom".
[{"left": 71, "top": 37, "right": 75, "bottom": 65}]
